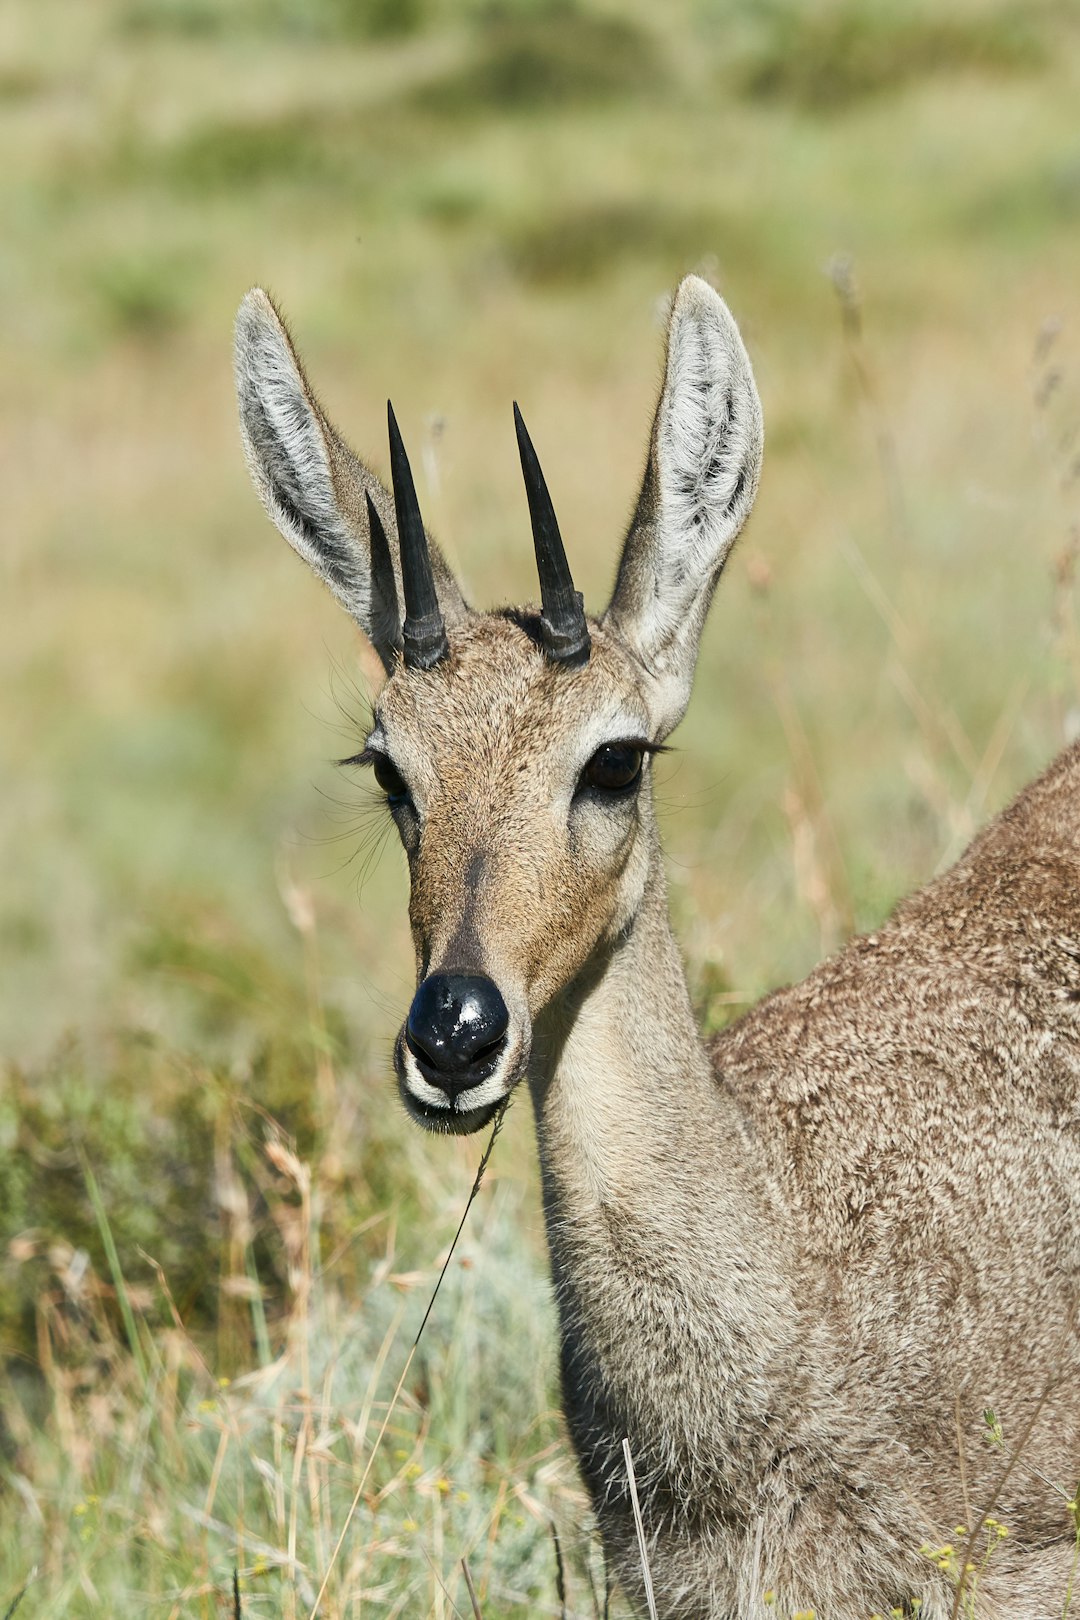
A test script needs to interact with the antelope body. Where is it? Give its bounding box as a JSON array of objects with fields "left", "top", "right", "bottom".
[{"left": 235, "top": 278, "right": 1080, "bottom": 1618}]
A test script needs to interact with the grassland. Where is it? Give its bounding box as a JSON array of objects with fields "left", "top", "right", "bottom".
[{"left": 2, "top": 0, "right": 1080, "bottom": 1613}]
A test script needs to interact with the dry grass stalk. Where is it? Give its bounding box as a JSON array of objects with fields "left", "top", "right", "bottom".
[
  {"left": 461, "top": 1555, "right": 484, "bottom": 1619},
  {"left": 620, "top": 1440, "right": 657, "bottom": 1620},
  {"left": 306, "top": 1104, "right": 507, "bottom": 1619}
]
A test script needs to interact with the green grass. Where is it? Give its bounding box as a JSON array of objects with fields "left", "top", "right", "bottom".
[{"left": 2, "top": 0, "right": 1080, "bottom": 1611}]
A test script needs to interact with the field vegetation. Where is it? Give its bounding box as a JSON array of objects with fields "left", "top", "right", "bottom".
[{"left": 2, "top": 0, "right": 1080, "bottom": 1612}]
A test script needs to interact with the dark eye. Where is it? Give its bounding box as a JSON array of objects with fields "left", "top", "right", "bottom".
[
  {"left": 580, "top": 743, "right": 644, "bottom": 795},
  {"left": 372, "top": 752, "right": 410, "bottom": 806}
]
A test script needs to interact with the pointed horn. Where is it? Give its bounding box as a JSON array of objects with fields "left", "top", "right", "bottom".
[
  {"left": 388, "top": 401, "right": 449, "bottom": 670},
  {"left": 513, "top": 403, "right": 590, "bottom": 668},
  {"left": 364, "top": 491, "right": 402, "bottom": 664}
]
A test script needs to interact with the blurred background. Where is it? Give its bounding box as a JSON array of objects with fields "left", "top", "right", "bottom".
[{"left": 2, "top": 0, "right": 1079, "bottom": 1613}]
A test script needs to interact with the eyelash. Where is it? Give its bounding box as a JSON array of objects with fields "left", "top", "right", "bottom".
[{"left": 339, "top": 746, "right": 412, "bottom": 807}]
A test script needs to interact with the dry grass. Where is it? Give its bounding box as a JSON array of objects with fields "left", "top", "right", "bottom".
[
  {"left": 4, "top": 1039, "right": 596, "bottom": 1617},
  {"left": 2, "top": 0, "right": 1080, "bottom": 1612}
]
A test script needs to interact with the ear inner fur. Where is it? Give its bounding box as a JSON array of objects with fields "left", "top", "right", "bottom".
[
  {"left": 604, "top": 275, "right": 764, "bottom": 736},
  {"left": 234, "top": 287, "right": 466, "bottom": 673}
]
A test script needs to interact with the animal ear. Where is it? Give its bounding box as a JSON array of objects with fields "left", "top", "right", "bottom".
[
  {"left": 234, "top": 288, "right": 467, "bottom": 674},
  {"left": 604, "top": 276, "right": 764, "bottom": 736}
]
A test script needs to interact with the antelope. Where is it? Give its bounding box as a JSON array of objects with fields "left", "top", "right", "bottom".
[{"left": 234, "top": 276, "right": 1080, "bottom": 1619}]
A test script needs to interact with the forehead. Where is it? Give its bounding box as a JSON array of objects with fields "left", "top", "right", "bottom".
[{"left": 374, "top": 612, "right": 648, "bottom": 755}]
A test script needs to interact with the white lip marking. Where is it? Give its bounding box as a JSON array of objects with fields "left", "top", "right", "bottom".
[
  {"left": 405, "top": 1066, "right": 452, "bottom": 1110},
  {"left": 453, "top": 1067, "right": 512, "bottom": 1113},
  {"left": 402, "top": 1034, "right": 519, "bottom": 1115}
]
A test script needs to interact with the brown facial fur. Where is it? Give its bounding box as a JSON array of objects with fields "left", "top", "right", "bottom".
[{"left": 371, "top": 612, "right": 654, "bottom": 1023}]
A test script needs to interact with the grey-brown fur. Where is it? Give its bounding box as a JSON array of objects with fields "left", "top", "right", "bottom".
[{"left": 235, "top": 278, "right": 1080, "bottom": 1617}]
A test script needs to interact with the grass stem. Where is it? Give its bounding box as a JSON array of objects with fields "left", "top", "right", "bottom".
[
  {"left": 306, "top": 1103, "right": 508, "bottom": 1619},
  {"left": 621, "top": 1438, "right": 658, "bottom": 1620},
  {"left": 79, "top": 1150, "right": 149, "bottom": 1392}
]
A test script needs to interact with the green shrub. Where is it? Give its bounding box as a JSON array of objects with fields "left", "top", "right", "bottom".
[
  {"left": 151, "top": 108, "right": 344, "bottom": 191},
  {"left": 119, "top": 0, "right": 426, "bottom": 40},
  {"left": 504, "top": 198, "right": 746, "bottom": 285},
  {"left": 90, "top": 254, "right": 194, "bottom": 338},
  {"left": 733, "top": 0, "right": 1048, "bottom": 109},
  {"left": 427, "top": 9, "right": 659, "bottom": 113}
]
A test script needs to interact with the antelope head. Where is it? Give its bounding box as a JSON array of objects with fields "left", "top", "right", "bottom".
[{"left": 235, "top": 277, "right": 763, "bottom": 1133}]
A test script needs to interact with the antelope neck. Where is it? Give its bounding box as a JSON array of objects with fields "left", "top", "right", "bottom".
[{"left": 526, "top": 837, "right": 798, "bottom": 1349}]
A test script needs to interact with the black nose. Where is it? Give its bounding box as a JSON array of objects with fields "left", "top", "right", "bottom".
[{"left": 406, "top": 974, "right": 510, "bottom": 1090}]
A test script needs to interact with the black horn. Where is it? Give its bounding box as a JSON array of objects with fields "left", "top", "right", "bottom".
[
  {"left": 388, "top": 401, "right": 449, "bottom": 670},
  {"left": 364, "top": 491, "right": 402, "bottom": 660},
  {"left": 514, "top": 402, "right": 591, "bottom": 668}
]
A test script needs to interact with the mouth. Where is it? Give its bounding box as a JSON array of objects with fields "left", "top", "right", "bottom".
[
  {"left": 394, "top": 1029, "right": 526, "bottom": 1136},
  {"left": 402, "top": 1090, "right": 506, "bottom": 1136}
]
